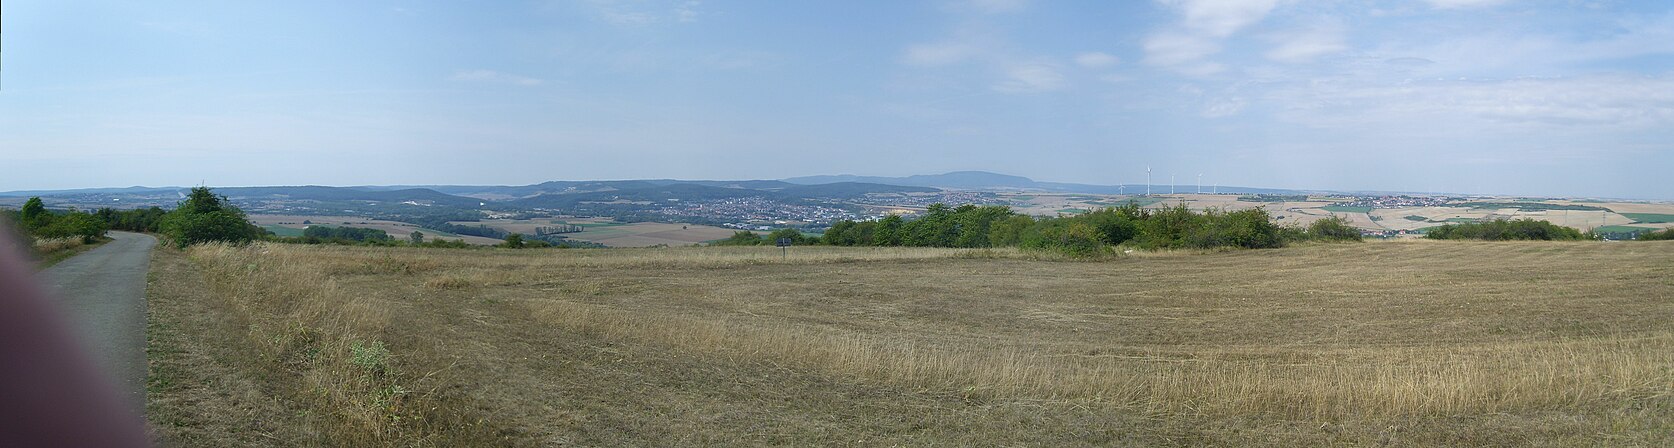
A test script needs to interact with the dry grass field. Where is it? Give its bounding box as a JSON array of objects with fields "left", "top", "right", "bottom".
[
  {"left": 250, "top": 214, "right": 504, "bottom": 245},
  {"left": 460, "top": 218, "right": 739, "bottom": 247},
  {"left": 146, "top": 241, "right": 1674, "bottom": 446}
]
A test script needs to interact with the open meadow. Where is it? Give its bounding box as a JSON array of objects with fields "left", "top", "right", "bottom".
[
  {"left": 249, "top": 214, "right": 504, "bottom": 245},
  {"left": 457, "top": 218, "right": 739, "bottom": 247},
  {"left": 145, "top": 240, "right": 1674, "bottom": 446}
]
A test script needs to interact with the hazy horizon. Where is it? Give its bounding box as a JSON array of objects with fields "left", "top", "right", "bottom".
[{"left": 4, "top": 1, "right": 1674, "bottom": 199}]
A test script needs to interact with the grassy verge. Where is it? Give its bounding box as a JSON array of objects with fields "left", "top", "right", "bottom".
[
  {"left": 145, "top": 245, "right": 507, "bottom": 446},
  {"left": 35, "top": 236, "right": 108, "bottom": 268}
]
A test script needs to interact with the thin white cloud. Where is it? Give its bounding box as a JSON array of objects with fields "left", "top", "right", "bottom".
[
  {"left": 676, "top": 1, "right": 701, "bottom": 22},
  {"left": 1143, "top": 31, "right": 1225, "bottom": 75},
  {"left": 991, "top": 61, "right": 1066, "bottom": 93},
  {"left": 1276, "top": 75, "right": 1674, "bottom": 129},
  {"left": 1202, "top": 97, "right": 1246, "bottom": 117},
  {"left": 1074, "top": 52, "right": 1120, "bottom": 68},
  {"left": 1424, "top": 0, "right": 1507, "bottom": 9},
  {"left": 1146, "top": 0, "right": 1285, "bottom": 75},
  {"left": 1163, "top": 0, "right": 1283, "bottom": 37},
  {"left": 1265, "top": 22, "right": 1347, "bottom": 63},
  {"left": 577, "top": 0, "right": 704, "bottom": 26},
  {"left": 450, "top": 70, "right": 544, "bottom": 86}
]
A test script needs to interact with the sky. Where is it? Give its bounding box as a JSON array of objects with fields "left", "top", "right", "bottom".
[{"left": 2, "top": 0, "right": 1673, "bottom": 199}]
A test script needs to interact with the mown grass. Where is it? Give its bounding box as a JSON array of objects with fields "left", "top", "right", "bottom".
[{"left": 148, "top": 241, "right": 1674, "bottom": 446}]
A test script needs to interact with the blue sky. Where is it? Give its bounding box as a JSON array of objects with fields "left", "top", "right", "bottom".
[{"left": 2, "top": 1, "right": 1673, "bottom": 198}]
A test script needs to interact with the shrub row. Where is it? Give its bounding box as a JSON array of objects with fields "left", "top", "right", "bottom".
[{"left": 1423, "top": 218, "right": 1585, "bottom": 241}]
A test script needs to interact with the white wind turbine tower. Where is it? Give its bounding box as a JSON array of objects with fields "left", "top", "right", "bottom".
[
  {"left": 1170, "top": 173, "right": 1176, "bottom": 194},
  {"left": 1197, "top": 173, "right": 1203, "bottom": 194},
  {"left": 1146, "top": 166, "right": 1152, "bottom": 196}
]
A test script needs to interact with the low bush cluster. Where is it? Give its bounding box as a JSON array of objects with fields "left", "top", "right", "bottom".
[
  {"left": 1424, "top": 218, "right": 1585, "bottom": 241},
  {"left": 808, "top": 203, "right": 1361, "bottom": 257},
  {"left": 3, "top": 197, "right": 109, "bottom": 245},
  {"left": 1638, "top": 228, "right": 1674, "bottom": 241}
]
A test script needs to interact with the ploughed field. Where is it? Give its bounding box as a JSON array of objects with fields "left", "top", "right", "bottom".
[{"left": 146, "top": 241, "right": 1674, "bottom": 446}]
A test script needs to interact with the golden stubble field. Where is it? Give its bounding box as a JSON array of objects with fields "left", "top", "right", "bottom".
[{"left": 146, "top": 241, "right": 1674, "bottom": 446}]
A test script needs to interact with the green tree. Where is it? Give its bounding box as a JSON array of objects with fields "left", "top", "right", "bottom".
[
  {"left": 157, "top": 187, "right": 263, "bottom": 248},
  {"left": 502, "top": 233, "right": 526, "bottom": 248},
  {"left": 1307, "top": 216, "right": 1362, "bottom": 241},
  {"left": 409, "top": 231, "right": 425, "bottom": 244},
  {"left": 987, "top": 215, "right": 1035, "bottom": 247},
  {"left": 19, "top": 197, "right": 49, "bottom": 231},
  {"left": 766, "top": 228, "right": 811, "bottom": 245},
  {"left": 873, "top": 215, "right": 904, "bottom": 246},
  {"left": 712, "top": 231, "right": 764, "bottom": 246}
]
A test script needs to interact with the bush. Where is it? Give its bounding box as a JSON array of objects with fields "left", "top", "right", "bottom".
[
  {"left": 158, "top": 187, "right": 264, "bottom": 248},
  {"left": 1021, "top": 218, "right": 1108, "bottom": 257},
  {"left": 33, "top": 212, "right": 108, "bottom": 244},
  {"left": 1639, "top": 229, "right": 1674, "bottom": 241},
  {"left": 303, "top": 226, "right": 391, "bottom": 242},
  {"left": 1184, "top": 208, "right": 1284, "bottom": 249},
  {"left": 713, "top": 231, "right": 764, "bottom": 246},
  {"left": 1307, "top": 216, "right": 1362, "bottom": 241},
  {"left": 987, "top": 215, "right": 1035, "bottom": 247},
  {"left": 501, "top": 234, "right": 526, "bottom": 248},
  {"left": 1134, "top": 205, "right": 1207, "bottom": 249},
  {"left": 1425, "top": 219, "right": 1584, "bottom": 241}
]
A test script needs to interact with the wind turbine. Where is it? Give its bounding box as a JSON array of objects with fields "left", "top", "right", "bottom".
[
  {"left": 1146, "top": 166, "right": 1152, "bottom": 196},
  {"left": 1197, "top": 173, "right": 1203, "bottom": 194},
  {"left": 1119, "top": 185, "right": 1126, "bottom": 195},
  {"left": 1170, "top": 173, "right": 1176, "bottom": 195}
]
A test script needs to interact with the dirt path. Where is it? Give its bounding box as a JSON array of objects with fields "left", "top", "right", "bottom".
[{"left": 42, "top": 231, "right": 157, "bottom": 412}]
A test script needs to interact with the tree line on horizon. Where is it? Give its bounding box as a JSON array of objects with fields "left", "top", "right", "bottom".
[{"left": 718, "top": 203, "right": 1365, "bottom": 256}]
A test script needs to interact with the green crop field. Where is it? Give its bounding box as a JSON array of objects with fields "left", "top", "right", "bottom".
[
  {"left": 1322, "top": 205, "right": 1373, "bottom": 213},
  {"left": 260, "top": 225, "right": 305, "bottom": 237},
  {"left": 1622, "top": 213, "right": 1674, "bottom": 223}
]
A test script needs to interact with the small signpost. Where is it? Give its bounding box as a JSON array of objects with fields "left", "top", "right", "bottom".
[{"left": 776, "top": 237, "right": 792, "bottom": 259}]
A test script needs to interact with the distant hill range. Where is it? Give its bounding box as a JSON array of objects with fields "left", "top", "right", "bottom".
[
  {"left": 2, "top": 171, "right": 1317, "bottom": 207},
  {"left": 783, "top": 171, "right": 1307, "bottom": 195}
]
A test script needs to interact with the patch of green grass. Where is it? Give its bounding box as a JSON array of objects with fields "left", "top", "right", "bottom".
[
  {"left": 1010, "top": 195, "right": 1035, "bottom": 201},
  {"left": 1056, "top": 208, "right": 1090, "bottom": 215},
  {"left": 262, "top": 225, "right": 305, "bottom": 237},
  {"left": 1594, "top": 225, "right": 1659, "bottom": 234},
  {"left": 563, "top": 221, "right": 627, "bottom": 228},
  {"left": 1445, "top": 218, "right": 1480, "bottom": 223},
  {"left": 1323, "top": 205, "right": 1374, "bottom": 213},
  {"left": 1466, "top": 202, "right": 1605, "bottom": 212},
  {"left": 1404, "top": 215, "right": 1429, "bottom": 222},
  {"left": 416, "top": 227, "right": 461, "bottom": 238},
  {"left": 1622, "top": 213, "right": 1674, "bottom": 224}
]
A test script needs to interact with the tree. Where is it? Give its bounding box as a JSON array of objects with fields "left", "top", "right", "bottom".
[
  {"left": 502, "top": 233, "right": 526, "bottom": 249},
  {"left": 19, "top": 197, "right": 48, "bottom": 230},
  {"left": 158, "top": 187, "right": 263, "bottom": 248},
  {"left": 410, "top": 231, "right": 425, "bottom": 244},
  {"left": 987, "top": 215, "right": 1035, "bottom": 247},
  {"left": 766, "top": 228, "right": 811, "bottom": 245},
  {"left": 1307, "top": 216, "right": 1362, "bottom": 241},
  {"left": 873, "top": 215, "right": 904, "bottom": 246}
]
